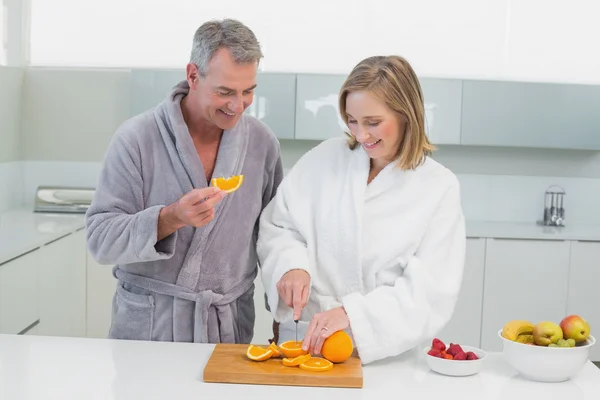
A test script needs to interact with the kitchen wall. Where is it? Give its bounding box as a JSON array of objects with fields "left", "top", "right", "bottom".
[
  {"left": 0, "top": 66, "right": 25, "bottom": 211},
  {"left": 15, "top": 67, "right": 600, "bottom": 225}
]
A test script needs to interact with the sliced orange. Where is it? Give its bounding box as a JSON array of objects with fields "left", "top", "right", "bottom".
[
  {"left": 299, "top": 357, "right": 333, "bottom": 372},
  {"left": 282, "top": 353, "right": 311, "bottom": 367},
  {"left": 211, "top": 175, "right": 244, "bottom": 194},
  {"left": 268, "top": 342, "right": 281, "bottom": 357},
  {"left": 246, "top": 345, "right": 273, "bottom": 361},
  {"left": 278, "top": 340, "right": 308, "bottom": 358}
]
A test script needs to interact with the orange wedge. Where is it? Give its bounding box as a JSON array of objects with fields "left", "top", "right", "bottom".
[
  {"left": 278, "top": 340, "right": 308, "bottom": 358},
  {"left": 211, "top": 175, "right": 244, "bottom": 194},
  {"left": 299, "top": 357, "right": 333, "bottom": 372},
  {"left": 282, "top": 353, "right": 311, "bottom": 367},
  {"left": 268, "top": 342, "right": 281, "bottom": 357},
  {"left": 246, "top": 345, "right": 273, "bottom": 361}
]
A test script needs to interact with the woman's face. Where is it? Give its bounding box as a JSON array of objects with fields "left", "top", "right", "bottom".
[{"left": 345, "top": 90, "right": 406, "bottom": 164}]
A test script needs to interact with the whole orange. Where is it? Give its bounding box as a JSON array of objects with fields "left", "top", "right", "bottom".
[{"left": 320, "top": 331, "right": 353, "bottom": 363}]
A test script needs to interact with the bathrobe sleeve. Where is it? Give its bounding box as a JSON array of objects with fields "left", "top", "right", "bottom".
[
  {"left": 341, "top": 177, "right": 466, "bottom": 364},
  {"left": 257, "top": 165, "right": 313, "bottom": 323},
  {"left": 86, "top": 130, "right": 177, "bottom": 265}
]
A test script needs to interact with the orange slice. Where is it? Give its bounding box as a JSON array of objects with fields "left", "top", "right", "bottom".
[
  {"left": 278, "top": 341, "right": 308, "bottom": 358},
  {"left": 211, "top": 175, "right": 244, "bottom": 193},
  {"left": 268, "top": 342, "right": 281, "bottom": 357},
  {"left": 282, "top": 353, "right": 311, "bottom": 367},
  {"left": 246, "top": 345, "right": 273, "bottom": 361},
  {"left": 299, "top": 357, "right": 333, "bottom": 372}
]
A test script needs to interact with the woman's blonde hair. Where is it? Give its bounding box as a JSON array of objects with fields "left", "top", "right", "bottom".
[{"left": 339, "top": 55, "right": 435, "bottom": 170}]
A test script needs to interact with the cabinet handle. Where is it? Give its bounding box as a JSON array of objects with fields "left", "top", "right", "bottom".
[{"left": 18, "top": 319, "right": 40, "bottom": 335}]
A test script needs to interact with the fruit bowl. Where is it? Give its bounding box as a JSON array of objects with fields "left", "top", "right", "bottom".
[
  {"left": 498, "top": 329, "right": 596, "bottom": 382},
  {"left": 423, "top": 338, "right": 487, "bottom": 377}
]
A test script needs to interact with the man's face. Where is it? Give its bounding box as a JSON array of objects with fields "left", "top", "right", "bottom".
[{"left": 187, "top": 47, "right": 258, "bottom": 130}]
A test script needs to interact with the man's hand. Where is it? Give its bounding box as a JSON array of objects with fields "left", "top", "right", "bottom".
[
  {"left": 302, "top": 307, "right": 350, "bottom": 355},
  {"left": 158, "top": 187, "right": 226, "bottom": 240},
  {"left": 277, "top": 269, "right": 310, "bottom": 320}
]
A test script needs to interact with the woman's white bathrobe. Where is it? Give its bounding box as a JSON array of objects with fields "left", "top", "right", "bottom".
[{"left": 257, "top": 137, "right": 466, "bottom": 364}]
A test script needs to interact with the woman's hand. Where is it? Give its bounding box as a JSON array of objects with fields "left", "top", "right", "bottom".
[
  {"left": 277, "top": 269, "right": 310, "bottom": 320},
  {"left": 302, "top": 307, "right": 350, "bottom": 354}
]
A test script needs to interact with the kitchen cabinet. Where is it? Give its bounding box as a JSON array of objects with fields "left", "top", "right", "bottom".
[
  {"left": 419, "top": 78, "right": 462, "bottom": 145},
  {"left": 0, "top": 250, "right": 39, "bottom": 334},
  {"left": 37, "top": 229, "right": 87, "bottom": 337},
  {"left": 566, "top": 240, "right": 600, "bottom": 361},
  {"left": 294, "top": 73, "right": 348, "bottom": 140},
  {"left": 244, "top": 72, "right": 296, "bottom": 139},
  {"left": 129, "top": 69, "right": 295, "bottom": 139},
  {"left": 460, "top": 80, "right": 600, "bottom": 150},
  {"left": 86, "top": 253, "right": 116, "bottom": 339},
  {"left": 437, "top": 237, "right": 486, "bottom": 347},
  {"left": 480, "top": 238, "right": 571, "bottom": 351}
]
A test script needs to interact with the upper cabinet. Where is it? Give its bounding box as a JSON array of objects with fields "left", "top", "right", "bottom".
[
  {"left": 294, "top": 73, "right": 347, "bottom": 141},
  {"left": 244, "top": 72, "right": 296, "bottom": 139},
  {"left": 460, "top": 80, "right": 600, "bottom": 150},
  {"left": 129, "top": 69, "right": 295, "bottom": 140},
  {"left": 294, "top": 74, "right": 463, "bottom": 144},
  {"left": 129, "top": 69, "right": 185, "bottom": 116},
  {"left": 420, "top": 78, "right": 462, "bottom": 145}
]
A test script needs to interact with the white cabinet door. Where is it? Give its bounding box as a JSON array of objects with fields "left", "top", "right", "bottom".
[
  {"left": 566, "top": 241, "right": 600, "bottom": 361},
  {"left": 294, "top": 73, "right": 348, "bottom": 141},
  {"left": 0, "top": 250, "right": 39, "bottom": 334},
  {"left": 37, "top": 230, "right": 87, "bottom": 337},
  {"left": 86, "top": 251, "right": 116, "bottom": 339},
  {"left": 437, "top": 237, "right": 486, "bottom": 347},
  {"left": 480, "top": 238, "right": 570, "bottom": 351}
]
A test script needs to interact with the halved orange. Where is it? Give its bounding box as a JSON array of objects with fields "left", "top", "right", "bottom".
[
  {"left": 268, "top": 342, "right": 281, "bottom": 357},
  {"left": 211, "top": 175, "right": 244, "bottom": 194},
  {"left": 278, "top": 341, "right": 307, "bottom": 358},
  {"left": 282, "top": 353, "right": 311, "bottom": 367},
  {"left": 299, "top": 357, "right": 333, "bottom": 372},
  {"left": 246, "top": 345, "right": 273, "bottom": 361}
]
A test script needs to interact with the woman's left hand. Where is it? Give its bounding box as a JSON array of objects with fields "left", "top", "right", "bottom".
[{"left": 302, "top": 307, "right": 350, "bottom": 355}]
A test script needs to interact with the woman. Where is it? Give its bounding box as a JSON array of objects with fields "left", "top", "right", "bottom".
[{"left": 257, "top": 55, "right": 466, "bottom": 364}]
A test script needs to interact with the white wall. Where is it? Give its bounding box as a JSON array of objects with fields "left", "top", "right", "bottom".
[
  {"left": 28, "top": 0, "right": 600, "bottom": 84},
  {"left": 0, "top": 66, "right": 25, "bottom": 211}
]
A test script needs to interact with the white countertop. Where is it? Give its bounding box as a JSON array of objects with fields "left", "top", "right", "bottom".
[
  {"left": 0, "top": 204, "right": 598, "bottom": 267},
  {"left": 466, "top": 221, "right": 600, "bottom": 242},
  {"left": 0, "top": 334, "right": 598, "bottom": 399},
  {"left": 0, "top": 207, "right": 86, "bottom": 265}
]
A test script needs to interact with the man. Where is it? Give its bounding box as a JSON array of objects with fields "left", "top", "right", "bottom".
[{"left": 85, "top": 19, "right": 283, "bottom": 344}]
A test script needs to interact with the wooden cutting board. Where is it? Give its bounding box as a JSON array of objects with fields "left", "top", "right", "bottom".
[{"left": 203, "top": 343, "right": 363, "bottom": 388}]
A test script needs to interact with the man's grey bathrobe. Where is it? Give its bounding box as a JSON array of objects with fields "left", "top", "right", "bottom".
[{"left": 85, "top": 80, "right": 283, "bottom": 344}]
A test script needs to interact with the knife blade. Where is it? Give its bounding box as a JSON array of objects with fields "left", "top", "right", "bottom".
[{"left": 294, "top": 319, "right": 298, "bottom": 343}]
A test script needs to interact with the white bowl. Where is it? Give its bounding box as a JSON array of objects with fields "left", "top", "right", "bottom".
[
  {"left": 498, "top": 329, "right": 596, "bottom": 383},
  {"left": 423, "top": 345, "right": 487, "bottom": 377}
]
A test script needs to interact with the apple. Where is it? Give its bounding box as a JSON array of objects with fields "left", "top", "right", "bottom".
[
  {"left": 533, "top": 321, "right": 563, "bottom": 346},
  {"left": 560, "top": 315, "right": 591, "bottom": 343}
]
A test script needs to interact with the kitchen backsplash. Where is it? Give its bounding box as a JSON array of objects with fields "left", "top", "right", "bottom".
[{"left": 2, "top": 67, "right": 600, "bottom": 225}]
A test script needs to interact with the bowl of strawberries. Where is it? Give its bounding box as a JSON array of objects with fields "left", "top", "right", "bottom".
[{"left": 423, "top": 338, "right": 487, "bottom": 377}]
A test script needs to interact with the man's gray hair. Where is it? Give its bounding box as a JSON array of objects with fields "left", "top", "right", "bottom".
[{"left": 190, "top": 19, "right": 263, "bottom": 76}]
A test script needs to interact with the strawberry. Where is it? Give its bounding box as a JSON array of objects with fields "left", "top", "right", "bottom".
[
  {"left": 443, "top": 354, "right": 453, "bottom": 360},
  {"left": 453, "top": 351, "right": 467, "bottom": 360},
  {"left": 431, "top": 338, "right": 446, "bottom": 351},
  {"left": 447, "top": 343, "right": 464, "bottom": 357},
  {"left": 466, "top": 351, "right": 479, "bottom": 360},
  {"left": 427, "top": 348, "right": 442, "bottom": 358}
]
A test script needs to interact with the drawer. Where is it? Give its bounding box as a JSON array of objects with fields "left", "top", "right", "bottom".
[{"left": 0, "top": 249, "right": 40, "bottom": 334}]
